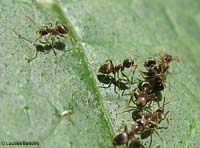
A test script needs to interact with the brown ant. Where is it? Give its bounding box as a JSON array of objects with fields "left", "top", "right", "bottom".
[
  {"left": 25, "top": 15, "right": 69, "bottom": 45},
  {"left": 135, "top": 97, "right": 169, "bottom": 147},
  {"left": 126, "top": 81, "right": 159, "bottom": 111},
  {"left": 98, "top": 58, "right": 137, "bottom": 95},
  {"left": 24, "top": 16, "right": 71, "bottom": 61},
  {"left": 33, "top": 21, "right": 69, "bottom": 45},
  {"left": 141, "top": 53, "right": 179, "bottom": 81},
  {"left": 139, "top": 53, "right": 178, "bottom": 92},
  {"left": 98, "top": 58, "right": 137, "bottom": 79}
]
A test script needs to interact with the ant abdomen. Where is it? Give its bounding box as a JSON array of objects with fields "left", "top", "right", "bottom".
[
  {"left": 113, "top": 132, "right": 129, "bottom": 145},
  {"left": 57, "top": 24, "right": 68, "bottom": 34}
]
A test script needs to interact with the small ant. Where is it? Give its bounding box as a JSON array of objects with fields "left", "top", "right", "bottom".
[
  {"left": 24, "top": 16, "right": 71, "bottom": 61},
  {"left": 141, "top": 53, "right": 179, "bottom": 81},
  {"left": 126, "top": 81, "right": 159, "bottom": 111},
  {"left": 25, "top": 15, "right": 69, "bottom": 45},
  {"left": 136, "top": 96, "right": 169, "bottom": 127},
  {"left": 139, "top": 53, "right": 178, "bottom": 92},
  {"left": 135, "top": 97, "right": 169, "bottom": 147},
  {"left": 33, "top": 22, "right": 69, "bottom": 45},
  {"left": 97, "top": 74, "right": 130, "bottom": 95},
  {"left": 98, "top": 58, "right": 137, "bottom": 79}
]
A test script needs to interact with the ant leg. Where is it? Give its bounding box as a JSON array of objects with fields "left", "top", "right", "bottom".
[
  {"left": 114, "top": 83, "right": 120, "bottom": 96},
  {"left": 26, "top": 49, "right": 38, "bottom": 63},
  {"left": 138, "top": 70, "right": 148, "bottom": 79},
  {"left": 55, "top": 21, "right": 59, "bottom": 26},
  {"left": 48, "top": 23, "right": 53, "bottom": 27},
  {"left": 32, "top": 35, "right": 42, "bottom": 45},
  {"left": 124, "top": 95, "right": 136, "bottom": 110},
  {"left": 56, "top": 36, "right": 61, "bottom": 43},
  {"left": 99, "top": 82, "right": 112, "bottom": 89},
  {"left": 49, "top": 36, "right": 57, "bottom": 56},
  {"left": 130, "top": 65, "right": 138, "bottom": 84},
  {"left": 157, "top": 111, "right": 170, "bottom": 128},
  {"left": 148, "top": 134, "right": 153, "bottom": 148},
  {"left": 121, "top": 90, "right": 125, "bottom": 96},
  {"left": 117, "top": 106, "right": 136, "bottom": 115},
  {"left": 121, "top": 71, "right": 130, "bottom": 82},
  {"left": 153, "top": 128, "right": 163, "bottom": 142}
]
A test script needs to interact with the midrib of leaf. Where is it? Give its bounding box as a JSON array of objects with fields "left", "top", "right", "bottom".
[{"left": 48, "top": 0, "right": 115, "bottom": 138}]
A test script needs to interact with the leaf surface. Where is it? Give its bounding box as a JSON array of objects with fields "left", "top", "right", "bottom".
[{"left": 0, "top": 0, "right": 199, "bottom": 148}]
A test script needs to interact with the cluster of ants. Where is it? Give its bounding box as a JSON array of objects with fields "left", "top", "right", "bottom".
[{"left": 97, "top": 53, "right": 179, "bottom": 147}]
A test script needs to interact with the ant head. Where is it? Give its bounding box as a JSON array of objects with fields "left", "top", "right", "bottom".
[
  {"left": 162, "top": 53, "right": 172, "bottom": 64},
  {"left": 144, "top": 58, "right": 156, "bottom": 68},
  {"left": 113, "top": 126, "right": 129, "bottom": 145},
  {"left": 39, "top": 26, "right": 49, "bottom": 36},
  {"left": 123, "top": 59, "right": 135, "bottom": 68},
  {"left": 57, "top": 24, "right": 68, "bottom": 34}
]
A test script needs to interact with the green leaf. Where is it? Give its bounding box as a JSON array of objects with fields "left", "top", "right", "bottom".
[{"left": 0, "top": 0, "right": 199, "bottom": 148}]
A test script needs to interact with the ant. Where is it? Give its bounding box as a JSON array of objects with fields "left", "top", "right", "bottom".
[
  {"left": 135, "top": 97, "right": 169, "bottom": 147},
  {"left": 98, "top": 58, "right": 137, "bottom": 80},
  {"left": 139, "top": 53, "right": 178, "bottom": 92},
  {"left": 25, "top": 15, "right": 69, "bottom": 45},
  {"left": 126, "top": 81, "right": 159, "bottom": 112},
  {"left": 97, "top": 58, "right": 137, "bottom": 95},
  {"left": 24, "top": 16, "right": 70, "bottom": 61},
  {"left": 141, "top": 53, "right": 179, "bottom": 81},
  {"left": 33, "top": 21, "right": 69, "bottom": 45},
  {"left": 97, "top": 74, "right": 130, "bottom": 95}
]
